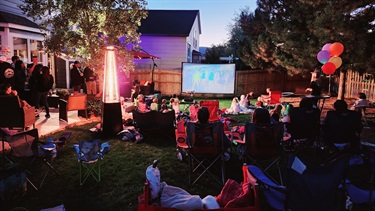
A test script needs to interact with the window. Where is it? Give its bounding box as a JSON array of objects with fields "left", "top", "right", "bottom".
[
  {"left": 30, "top": 40, "right": 43, "bottom": 62},
  {"left": 187, "top": 43, "right": 191, "bottom": 62},
  {"left": 193, "top": 30, "right": 198, "bottom": 48},
  {"left": 13, "top": 37, "right": 28, "bottom": 62}
]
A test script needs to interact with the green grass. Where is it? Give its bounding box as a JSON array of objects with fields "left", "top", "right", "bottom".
[
  {"left": 2, "top": 96, "right": 372, "bottom": 211},
  {"left": 2, "top": 98, "right": 253, "bottom": 211}
]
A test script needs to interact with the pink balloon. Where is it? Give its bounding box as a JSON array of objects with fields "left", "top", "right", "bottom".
[
  {"left": 317, "top": 50, "right": 331, "bottom": 64},
  {"left": 322, "top": 43, "right": 332, "bottom": 51}
]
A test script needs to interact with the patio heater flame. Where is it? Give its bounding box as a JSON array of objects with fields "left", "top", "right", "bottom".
[
  {"left": 103, "top": 46, "right": 120, "bottom": 103},
  {"left": 101, "top": 46, "right": 122, "bottom": 136}
]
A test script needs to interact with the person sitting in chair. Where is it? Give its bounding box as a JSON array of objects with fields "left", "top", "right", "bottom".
[
  {"left": 322, "top": 100, "right": 362, "bottom": 153},
  {"left": 189, "top": 106, "right": 231, "bottom": 160},
  {"left": 189, "top": 100, "right": 200, "bottom": 122},
  {"left": 0, "top": 83, "right": 32, "bottom": 109}
]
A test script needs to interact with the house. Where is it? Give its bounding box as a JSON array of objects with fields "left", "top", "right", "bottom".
[
  {"left": 0, "top": 0, "right": 48, "bottom": 67},
  {"left": 135, "top": 10, "right": 202, "bottom": 71},
  {"left": 0, "top": 0, "right": 53, "bottom": 88}
]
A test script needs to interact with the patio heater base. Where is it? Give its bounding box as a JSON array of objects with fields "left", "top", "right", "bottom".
[{"left": 101, "top": 102, "right": 122, "bottom": 136}]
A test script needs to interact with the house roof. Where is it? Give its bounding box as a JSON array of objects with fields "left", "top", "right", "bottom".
[
  {"left": 0, "top": 11, "right": 39, "bottom": 28},
  {"left": 138, "top": 10, "right": 201, "bottom": 36}
]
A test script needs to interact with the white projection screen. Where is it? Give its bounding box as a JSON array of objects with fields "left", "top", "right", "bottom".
[{"left": 182, "top": 63, "right": 235, "bottom": 94}]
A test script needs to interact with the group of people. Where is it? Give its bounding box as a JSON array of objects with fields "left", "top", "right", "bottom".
[
  {"left": 70, "top": 61, "right": 97, "bottom": 95},
  {"left": 0, "top": 55, "right": 54, "bottom": 118},
  {"left": 225, "top": 93, "right": 255, "bottom": 115}
]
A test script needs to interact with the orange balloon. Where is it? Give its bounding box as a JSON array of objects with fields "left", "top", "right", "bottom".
[
  {"left": 328, "top": 57, "right": 342, "bottom": 68},
  {"left": 322, "top": 62, "right": 336, "bottom": 75},
  {"left": 329, "top": 42, "right": 344, "bottom": 57}
]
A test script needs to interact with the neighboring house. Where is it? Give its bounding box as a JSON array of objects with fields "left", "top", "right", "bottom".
[
  {"left": 0, "top": 0, "right": 57, "bottom": 90},
  {"left": 135, "top": 10, "right": 202, "bottom": 71},
  {"left": 0, "top": 0, "right": 48, "bottom": 66}
]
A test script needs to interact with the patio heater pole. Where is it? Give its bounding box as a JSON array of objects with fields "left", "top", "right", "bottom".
[{"left": 101, "top": 46, "right": 122, "bottom": 136}]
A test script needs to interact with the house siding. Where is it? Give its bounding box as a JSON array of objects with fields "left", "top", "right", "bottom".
[{"left": 135, "top": 36, "right": 187, "bottom": 70}]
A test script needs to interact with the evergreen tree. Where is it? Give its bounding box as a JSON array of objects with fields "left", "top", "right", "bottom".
[{"left": 230, "top": 0, "right": 375, "bottom": 75}]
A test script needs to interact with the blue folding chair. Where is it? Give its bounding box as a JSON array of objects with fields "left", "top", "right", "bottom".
[{"left": 73, "top": 139, "right": 110, "bottom": 185}]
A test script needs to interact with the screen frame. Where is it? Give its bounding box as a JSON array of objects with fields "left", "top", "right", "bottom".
[{"left": 180, "top": 62, "right": 236, "bottom": 95}]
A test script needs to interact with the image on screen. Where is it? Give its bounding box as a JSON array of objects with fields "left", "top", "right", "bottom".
[{"left": 182, "top": 63, "right": 235, "bottom": 94}]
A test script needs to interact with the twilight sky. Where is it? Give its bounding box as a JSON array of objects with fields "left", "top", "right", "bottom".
[{"left": 146, "top": 0, "right": 257, "bottom": 47}]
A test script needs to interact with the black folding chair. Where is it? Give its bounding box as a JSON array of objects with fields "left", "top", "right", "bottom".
[
  {"left": 1, "top": 128, "right": 59, "bottom": 190},
  {"left": 241, "top": 121, "right": 284, "bottom": 185},
  {"left": 186, "top": 121, "right": 225, "bottom": 185}
]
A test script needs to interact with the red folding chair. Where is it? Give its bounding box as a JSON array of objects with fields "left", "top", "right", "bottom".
[
  {"left": 266, "top": 91, "right": 281, "bottom": 109},
  {"left": 175, "top": 118, "right": 188, "bottom": 161},
  {"left": 199, "top": 100, "right": 221, "bottom": 122}
]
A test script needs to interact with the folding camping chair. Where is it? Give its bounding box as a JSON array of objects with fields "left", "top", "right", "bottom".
[
  {"left": 199, "top": 100, "right": 221, "bottom": 122},
  {"left": 186, "top": 121, "right": 225, "bottom": 185},
  {"left": 288, "top": 106, "right": 321, "bottom": 150},
  {"left": 247, "top": 153, "right": 350, "bottom": 211},
  {"left": 73, "top": 139, "right": 110, "bottom": 185},
  {"left": 265, "top": 91, "right": 281, "bottom": 109},
  {"left": 175, "top": 118, "right": 188, "bottom": 161},
  {"left": 0, "top": 128, "right": 59, "bottom": 190},
  {"left": 138, "top": 164, "right": 261, "bottom": 211},
  {"left": 240, "top": 121, "right": 284, "bottom": 185}
]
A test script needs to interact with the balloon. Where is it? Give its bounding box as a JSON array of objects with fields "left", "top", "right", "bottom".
[
  {"left": 329, "top": 42, "right": 344, "bottom": 57},
  {"left": 322, "top": 43, "right": 332, "bottom": 51},
  {"left": 317, "top": 50, "right": 331, "bottom": 64},
  {"left": 329, "top": 57, "right": 342, "bottom": 68},
  {"left": 322, "top": 62, "right": 336, "bottom": 75}
]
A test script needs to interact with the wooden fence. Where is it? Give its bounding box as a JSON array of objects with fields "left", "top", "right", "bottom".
[
  {"left": 345, "top": 69, "right": 375, "bottom": 101},
  {"left": 131, "top": 69, "right": 312, "bottom": 96}
]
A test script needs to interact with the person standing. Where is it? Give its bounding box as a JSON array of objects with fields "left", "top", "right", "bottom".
[
  {"left": 71, "top": 61, "right": 84, "bottom": 94},
  {"left": 11, "top": 56, "right": 20, "bottom": 68},
  {"left": 27, "top": 56, "right": 43, "bottom": 106},
  {"left": 83, "top": 63, "right": 97, "bottom": 94},
  {"left": 305, "top": 72, "right": 322, "bottom": 106},
  {"left": 35, "top": 66, "right": 54, "bottom": 118},
  {"left": 13, "top": 60, "right": 27, "bottom": 100}
]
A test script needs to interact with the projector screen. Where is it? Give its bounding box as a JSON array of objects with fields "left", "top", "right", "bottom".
[{"left": 182, "top": 63, "right": 235, "bottom": 94}]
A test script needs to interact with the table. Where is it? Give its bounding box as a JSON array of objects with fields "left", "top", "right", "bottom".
[
  {"left": 304, "top": 95, "right": 330, "bottom": 111},
  {"left": 47, "top": 95, "right": 59, "bottom": 108}
]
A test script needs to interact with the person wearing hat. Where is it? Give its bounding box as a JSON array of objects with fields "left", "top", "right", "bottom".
[{"left": 71, "top": 61, "right": 84, "bottom": 94}]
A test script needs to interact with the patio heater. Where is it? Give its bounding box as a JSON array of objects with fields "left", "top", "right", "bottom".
[{"left": 101, "top": 46, "right": 123, "bottom": 136}]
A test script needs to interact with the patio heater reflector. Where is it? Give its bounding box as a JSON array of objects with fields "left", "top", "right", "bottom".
[{"left": 101, "top": 46, "right": 122, "bottom": 136}]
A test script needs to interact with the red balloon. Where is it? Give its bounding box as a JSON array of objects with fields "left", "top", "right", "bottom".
[
  {"left": 322, "top": 62, "right": 336, "bottom": 75},
  {"left": 329, "top": 42, "right": 344, "bottom": 57}
]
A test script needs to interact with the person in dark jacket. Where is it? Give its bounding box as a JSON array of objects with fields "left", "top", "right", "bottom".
[
  {"left": 71, "top": 61, "right": 84, "bottom": 94},
  {"left": 35, "top": 66, "right": 54, "bottom": 118}
]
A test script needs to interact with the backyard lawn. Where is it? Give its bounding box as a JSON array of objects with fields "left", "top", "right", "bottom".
[{"left": 1, "top": 97, "right": 374, "bottom": 211}]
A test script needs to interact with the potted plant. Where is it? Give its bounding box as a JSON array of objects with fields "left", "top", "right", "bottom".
[
  {"left": 56, "top": 89, "right": 70, "bottom": 100},
  {"left": 87, "top": 99, "right": 102, "bottom": 117}
]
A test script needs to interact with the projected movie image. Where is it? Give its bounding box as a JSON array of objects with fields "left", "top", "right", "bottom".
[{"left": 182, "top": 63, "right": 235, "bottom": 94}]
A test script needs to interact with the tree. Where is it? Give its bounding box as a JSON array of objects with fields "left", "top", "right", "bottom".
[
  {"left": 20, "top": 0, "right": 148, "bottom": 76},
  {"left": 230, "top": 0, "right": 375, "bottom": 75}
]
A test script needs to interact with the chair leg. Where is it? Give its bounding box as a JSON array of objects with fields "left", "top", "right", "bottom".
[{"left": 80, "top": 159, "right": 101, "bottom": 185}]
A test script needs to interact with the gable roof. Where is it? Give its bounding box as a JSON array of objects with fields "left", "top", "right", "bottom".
[{"left": 138, "top": 10, "right": 201, "bottom": 36}]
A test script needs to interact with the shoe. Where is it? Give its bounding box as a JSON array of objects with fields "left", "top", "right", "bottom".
[{"left": 45, "top": 114, "right": 50, "bottom": 118}]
